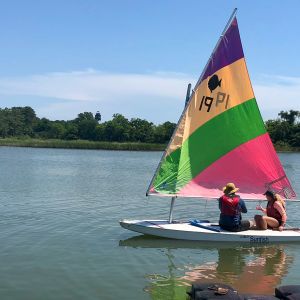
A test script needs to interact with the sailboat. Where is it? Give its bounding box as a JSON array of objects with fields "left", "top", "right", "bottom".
[{"left": 120, "top": 9, "right": 299, "bottom": 242}]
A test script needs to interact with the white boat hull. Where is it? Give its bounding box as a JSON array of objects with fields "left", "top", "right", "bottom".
[{"left": 120, "top": 219, "right": 300, "bottom": 243}]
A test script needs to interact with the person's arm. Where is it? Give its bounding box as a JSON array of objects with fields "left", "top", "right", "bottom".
[
  {"left": 274, "top": 202, "right": 287, "bottom": 231},
  {"left": 239, "top": 198, "right": 247, "bottom": 213},
  {"left": 218, "top": 198, "right": 222, "bottom": 211},
  {"left": 256, "top": 205, "right": 267, "bottom": 214}
]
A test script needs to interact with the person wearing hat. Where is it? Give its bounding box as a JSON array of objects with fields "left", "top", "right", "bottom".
[
  {"left": 255, "top": 190, "right": 287, "bottom": 231},
  {"left": 218, "top": 183, "right": 252, "bottom": 232}
]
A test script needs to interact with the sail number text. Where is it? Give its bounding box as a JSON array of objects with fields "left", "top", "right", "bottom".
[{"left": 199, "top": 92, "right": 230, "bottom": 112}]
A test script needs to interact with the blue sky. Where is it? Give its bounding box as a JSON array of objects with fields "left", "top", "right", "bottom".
[{"left": 0, "top": 0, "right": 299, "bottom": 123}]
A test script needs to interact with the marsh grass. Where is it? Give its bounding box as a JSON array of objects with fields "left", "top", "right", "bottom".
[
  {"left": 0, "top": 138, "right": 166, "bottom": 151},
  {"left": 0, "top": 138, "right": 299, "bottom": 152}
]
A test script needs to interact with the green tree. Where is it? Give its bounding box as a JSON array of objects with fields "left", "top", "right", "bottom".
[
  {"left": 129, "top": 118, "right": 154, "bottom": 142},
  {"left": 75, "top": 112, "right": 95, "bottom": 122},
  {"left": 103, "top": 114, "right": 130, "bottom": 142},
  {"left": 78, "top": 119, "right": 98, "bottom": 140},
  {"left": 265, "top": 110, "right": 300, "bottom": 149},
  {"left": 153, "top": 121, "right": 176, "bottom": 143},
  {"left": 290, "top": 123, "right": 300, "bottom": 147},
  {"left": 64, "top": 122, "right": 79, "bottom": 140},
  {"left": 48, "top": 122, "right": 66, "bottom": 139},
  {"left": 0, "top": 106, "right": 37, "bottom": 137},
  {"left": 74, "top": 112, "right": 98, "bottom": 140},
  {"left": 22, "top": 106, "right": 37, "bottom": 136},
  {"left": 265, "top": 120, "right": 291, "bottom": 144},
  {"left": 33, "top": 118, "right": 52, "bottom": 138},
  {"left": 94, "top": 124, "right": 105, "bottom": 141},
  {"left": 0, "top": 109, "right": 9, "bottom": 137},
  {"left": 7, "top": 107, "right": 25, "bottom": 136},
  {"left": 278, "top": 110, "right": 300, "bottom": 125}
]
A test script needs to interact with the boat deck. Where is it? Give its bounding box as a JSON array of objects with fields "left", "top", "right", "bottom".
[{"left": 120, "top": 220, "right": 300, "bottom": 243}]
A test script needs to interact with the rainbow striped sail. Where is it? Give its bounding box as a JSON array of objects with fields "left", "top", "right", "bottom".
[{"left": 147, "top": 16, "right": 296, "bottom": 200}]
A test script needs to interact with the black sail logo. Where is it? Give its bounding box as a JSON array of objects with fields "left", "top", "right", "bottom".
[
  {"left": 208, "top": 74, "right": 222, "bottom": 93},
  {"left": 199, "top": 74, "right": 230, "bottom": 112}
]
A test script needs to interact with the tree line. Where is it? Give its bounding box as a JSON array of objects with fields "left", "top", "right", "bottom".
[
  {"left": 265, "top": 110, "right": 300, "bottom": 148},
  {"left": 0, "top": 107, "right": 176, "bottom": 144},
  {"left": 0, "top": 106, "right": 299, "bottom": 147}
]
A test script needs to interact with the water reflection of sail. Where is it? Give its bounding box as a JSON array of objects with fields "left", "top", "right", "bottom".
[
  {"left": 182, "top": 246, "right": 292, "bottom": 295},
  {"left": 119, "top": 236, "right": 293, "bottom": 297},
  {"left": 230, "top": 246, "right": 290, "bottom": 294}
]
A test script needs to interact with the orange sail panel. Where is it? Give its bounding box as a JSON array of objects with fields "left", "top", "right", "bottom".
[{"left": 148, "top": 17, "right": 296, "bottom": 200}]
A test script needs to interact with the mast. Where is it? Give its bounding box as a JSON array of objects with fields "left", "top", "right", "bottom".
[
  {"left": 146, "top": 8, "right": 238, "bottom": 198},
  {"left": 185, "top": 83, "right": 192, "bottom": 107},
  {"left": 167, "top": 83, "right": 192, "bottom": 223}
]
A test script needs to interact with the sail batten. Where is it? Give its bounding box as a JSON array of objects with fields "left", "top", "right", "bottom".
[{"left": 147, "top": 15, "right": 296, "bottom": 200}]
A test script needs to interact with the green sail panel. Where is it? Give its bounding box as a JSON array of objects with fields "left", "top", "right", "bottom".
[{"left": 153, "top": 99, "right": 266, "bottom": 194}]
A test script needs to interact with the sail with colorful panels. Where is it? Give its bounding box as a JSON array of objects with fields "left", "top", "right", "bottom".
[{"left": 147, "top": 15, "right": 296, "bottom": 200}]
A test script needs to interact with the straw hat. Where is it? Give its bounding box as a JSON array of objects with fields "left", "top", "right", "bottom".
[{"left": 223, "top": 183, "right": 239, "bottom": 195}]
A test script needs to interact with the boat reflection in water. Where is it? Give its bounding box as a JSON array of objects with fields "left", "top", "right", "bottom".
[
  {"left": 119, "top": 235, "right": 293, "bottom": 298},
  {"left": 182, "top": 244, "right": 291, "bottom": 295}
]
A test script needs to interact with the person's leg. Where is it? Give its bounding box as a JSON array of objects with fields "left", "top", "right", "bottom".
[
  {"left": 239, "top": 220, "right": 251, "bottom": 231},
  {"left": 263, "top": 216, "right": 279, "bottom": 229},
  {"left": 248, "top": 219, "right": 256, "bottom": 229},
  {"left": 254, "top": 215, "right": 267, "bottom": 230},
  {"left": 219, "top": 224, "right": 236, "bottom": 231}
]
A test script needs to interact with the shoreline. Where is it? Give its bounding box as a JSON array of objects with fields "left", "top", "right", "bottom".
[
  {"left": 0, "top": 138, "right": 166, "bottom": 151},
  {"left": 0, "top": 138, "right": 299, "bottom": 152}
]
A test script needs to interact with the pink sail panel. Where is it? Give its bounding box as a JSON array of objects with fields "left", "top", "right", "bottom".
[{"left": 178, "top": 133, "right": 296, "bottom": 199}]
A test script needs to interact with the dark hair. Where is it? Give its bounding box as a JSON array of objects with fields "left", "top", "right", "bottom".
[
  {"left": 263, "top": 190, "right": 275, "bottom": 199},
  {"left": 264, "top": 190, "right": 286, "bottom": 207}
]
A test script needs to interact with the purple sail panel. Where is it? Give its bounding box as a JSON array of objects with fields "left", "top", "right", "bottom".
[{"left": 201, "top": 17, "right": 244, "bottom": 82}]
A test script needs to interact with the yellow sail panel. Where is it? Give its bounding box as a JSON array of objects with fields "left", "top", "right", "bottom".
[{"left": 166, "top": 57, "right": 254, "bottom": 155}]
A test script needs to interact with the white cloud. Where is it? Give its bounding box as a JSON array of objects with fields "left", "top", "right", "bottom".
[
  {"left": 253, "top": 75, "right": 300, "bottom": 120},
  {"left": 0, "top": 70, "right": 195, "bottom": 122},
  {"left": 0, "top": 69, "right": 194, "bottom": 101},
  {"left": 0, "top": 70, "right": 298, "bottom": 122}
]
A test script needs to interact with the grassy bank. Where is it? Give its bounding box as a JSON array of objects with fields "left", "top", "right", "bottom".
[
  {"left": 274, "top": 141, "right": 300, "bottom": 152},
  {"left": 0, "top": 138, "right": 166, "bottom": 151},
  {"left": 0, "top": 138, "right": 299, "bottom": 152}
]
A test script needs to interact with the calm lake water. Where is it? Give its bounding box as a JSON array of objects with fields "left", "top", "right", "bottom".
[{"left": 0, "top": 147, "right": 300, "bottom": 300}]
